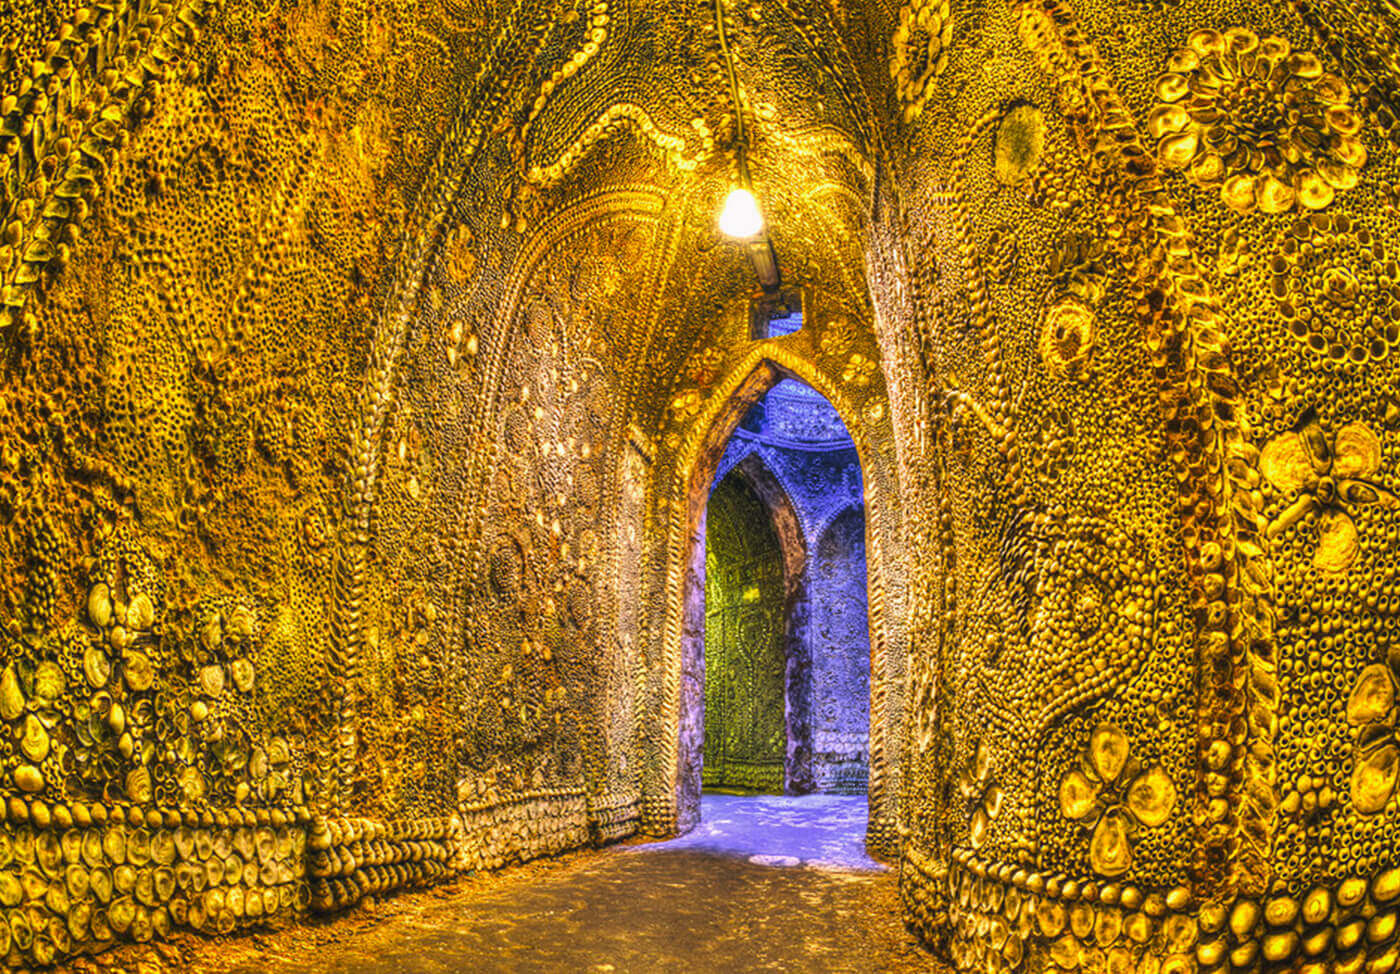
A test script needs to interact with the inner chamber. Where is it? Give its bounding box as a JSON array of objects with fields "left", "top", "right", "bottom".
[{"left": 701, "top": 378, "right": 870, "bottom": 797}]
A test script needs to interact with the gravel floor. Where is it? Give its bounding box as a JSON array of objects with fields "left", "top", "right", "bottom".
[{"left": 165, "top": 795, "right": 942, "bottom": 974}]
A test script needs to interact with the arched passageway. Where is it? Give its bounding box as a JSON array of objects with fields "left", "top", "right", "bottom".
[{"left": 697, "top": 377, "right": 872, "bottom": 809}]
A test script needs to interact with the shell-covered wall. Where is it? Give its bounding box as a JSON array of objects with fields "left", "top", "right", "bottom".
[{"left": 4, "top": 0, "right": 1400, "bottom": 969}]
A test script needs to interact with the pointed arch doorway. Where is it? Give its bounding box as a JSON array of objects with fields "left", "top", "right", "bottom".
[
  {"left": 644, "top": 346, "right": 902, "bottom": 855},
  {"left": 695, "top": 373, "right": 871, "bottom": 802}
]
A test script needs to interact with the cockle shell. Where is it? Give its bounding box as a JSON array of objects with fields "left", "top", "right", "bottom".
[
  {"left": 20, "top": 714, "right": 49, "bottom": 763},
  {"left": 87, "top": 584, "right": 113, "bottom": 628},
  {"left": 0, "top": 665, "right": 25, "bottom": 721}
]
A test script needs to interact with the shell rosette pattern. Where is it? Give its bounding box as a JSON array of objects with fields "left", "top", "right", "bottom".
[
  {"left": 1149, "top": 27, "right": 1367, "bottom": 214},
  {"left": 889, "top": 0, "right": 952, "bottom": 123},
  {"left": 1273, "top": 213, "right": 1400, "bottom": 365},
  {"left": 1059, "top": 724, "right": 1177, "bottom": 877},
  {"left": 1040, "top": 297, "right": 1096, "bottom": 379},
  {"left": 1260, "top": 419, "right": 1398, "bottom": 572},
  {"left": 1346, "top": 659, "right": 1400, "bottom": 814}
]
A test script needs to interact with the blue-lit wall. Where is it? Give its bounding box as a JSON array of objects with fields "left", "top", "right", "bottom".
[{"left": 710, "top": 380, "right": 870, "bottom": 794}]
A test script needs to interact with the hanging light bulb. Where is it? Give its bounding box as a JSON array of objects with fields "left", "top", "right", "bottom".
[{"left": 718, "top": 187, "right": 765, "bottom": 239}]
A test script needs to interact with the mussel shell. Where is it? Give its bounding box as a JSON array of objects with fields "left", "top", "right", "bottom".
[
  {"left": 10, "top": 910, "right": 31, "bottom": 949},
  {"left": 59, "top": 831, "right": 81, "bottom": 865},
  {"left": 89, "top": 905, "right": 113, "bottom": 941},
  {"left": 231, "top": 658, "right": 255, "bottom": 692},
  {"left": 64, "top": 864, "right": 89, "bottom": 900},
  {"left": 255, "top": 828, "right": 276, "bottom": 864},
  {"left": 154, "top": 866, "right": 175, "bottom": 902},
  {"left": 18, "top": 868, "right": 49, "bottom": 905},
  {"left": 151, "top": 830, "right": 175, "bottom": 866},
  {"left": 135, "top": 867, "right": 156, "bottom": 907},
  {"left": 36, "top": 831, "right": 61, "bottom": 874},
  {"left": 127, "top": 828, "right": 152, "bottom": 866},
  {"left": 81, "top": 831, "right": 103, "bottom": 868},
  {"left": 67, "top": 901, "right": 91, "bottom": 940},
  {"left": 107, "top": 896, "right": 135, "bottom": 934},
  {"left": 0, "top": 873, "right": 22, "bottom": 907},
  {"left": 12, "top": 828, "right": 34, "bottom": 864},
  {"left": 83, "top": 648, "right": 111, "bottom": 690},
  {"left": 102, "top": 825, "right": 126, "bottom": 864},
  {"left": 89, "top": 866, "right": 113, "bottom": 904},
  {"left": 113, "top": 862, "right": 137, "bottom": 894},
  {"left": 174, "top": 826, "right": 196, "bottom": 861},
  {"left": 45, "top": 881, "right": 69, "bottom": 915}
]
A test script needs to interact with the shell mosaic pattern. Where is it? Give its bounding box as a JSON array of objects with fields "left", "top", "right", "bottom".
[{"left": 4, "top": 0, "right": 1400, "bottom": 969}]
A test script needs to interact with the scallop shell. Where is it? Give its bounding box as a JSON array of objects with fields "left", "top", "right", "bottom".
[
  {"left": 33, "top": 661, "right": 64, "bottom": 703},
  {"left": 127, "top": 592, "right": 155, "bottom": 631}
]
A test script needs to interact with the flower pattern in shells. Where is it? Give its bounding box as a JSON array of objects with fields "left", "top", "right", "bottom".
[{"left": 1149, "top": 27, "right": 1366, "bottom": 214}]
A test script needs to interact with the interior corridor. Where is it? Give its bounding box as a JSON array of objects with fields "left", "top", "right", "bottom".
[
  {"left": 168, "top": 797, "right": 936, "bottom": 974},
  {"left": 6, "top": 0, "right": 1396, "bottom": 969}
]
